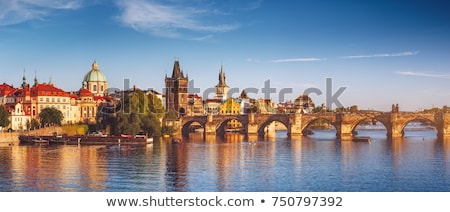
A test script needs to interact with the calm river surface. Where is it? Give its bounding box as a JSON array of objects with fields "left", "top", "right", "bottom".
[{"left": 1, "top": 127, "right": 450, "bottom": 192}]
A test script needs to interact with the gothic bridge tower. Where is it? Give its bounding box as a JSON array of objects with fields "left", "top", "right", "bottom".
[{"left": 165, "top": 60, "right": 189, "bottom": 116}]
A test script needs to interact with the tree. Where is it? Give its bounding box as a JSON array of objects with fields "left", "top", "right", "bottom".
[
  {"left": 39, "top": 107, "right": 64, "bottom": 127},
  {"left": 113, "top": 89, "right": 165, "bottom": 136},
  {"left": 31, "top": 118, "right": 40, "bottom": 129},
  {"left": 0, "top": 105, "right": 10, "bottom": 129},
  {"left": 142, "top": 113, "right": 161, "bottom": 136}
]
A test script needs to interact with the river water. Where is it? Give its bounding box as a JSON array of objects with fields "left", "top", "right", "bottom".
[{"left": 1, "top": 127, "right": 450, "bottom": 192}]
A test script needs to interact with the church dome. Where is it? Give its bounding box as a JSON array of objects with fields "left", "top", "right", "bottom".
[
  {"left": 79, "top": 88, "right": 93, "bottom": 97},
  {"left": 83, "top": 61, "right": 107, "bottom": 82}
]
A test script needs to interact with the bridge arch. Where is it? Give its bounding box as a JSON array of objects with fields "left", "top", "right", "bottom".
[
  {"left": 181, "top": 120, "right": 206, "bottom": 137},
  {"left": 257, "top": 115, "right": 291, "bottom": 137},
  {"left": 302, "top": 117, "right": 337, "bottom": 132},
  {"left": 215, "top": 116, "right": 248, "bottom": 136},
  {"left": 399, "top": 117, "right": 436, "bottom": 136},
  {"left": 350, "top": 115, "right": 389, "bottom": 135}
]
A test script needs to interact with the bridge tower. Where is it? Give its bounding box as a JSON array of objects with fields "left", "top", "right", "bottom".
[{"left": 165, "top": 60, "right": 189, "bottom": 116}]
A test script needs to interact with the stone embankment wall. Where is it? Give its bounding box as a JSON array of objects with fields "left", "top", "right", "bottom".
[{"left": 0, "top": 127, "right": 63, "bottom": 145}]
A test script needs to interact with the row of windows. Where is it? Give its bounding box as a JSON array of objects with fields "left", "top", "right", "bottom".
[
  {"left": 92, "top": 85, "right": 105, "bottom": 92},
  {"left": 39, "top": 97, "right": 67, "bottom": 103},
  {"left": 40, "top": 105, "right": 66, "bottom": 110},
  {"left": 13, "top": 117, "right": 28, "bottom": 122}
]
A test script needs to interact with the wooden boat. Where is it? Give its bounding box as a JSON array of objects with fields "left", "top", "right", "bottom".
[
  {"left": 32, "top": 137, "right": 49, "bottom": 144},
  {"left": 49, "top": 136, "right": 69, "bottom": 144}
]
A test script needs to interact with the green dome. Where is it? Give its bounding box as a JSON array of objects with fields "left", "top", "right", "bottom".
[{"left": 83, "top": 61, "right": 107, "bottom": 82}]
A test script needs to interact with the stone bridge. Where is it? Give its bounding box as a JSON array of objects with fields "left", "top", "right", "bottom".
[{"left": 178, "top": 112, "right": 450, "bottom": 139}]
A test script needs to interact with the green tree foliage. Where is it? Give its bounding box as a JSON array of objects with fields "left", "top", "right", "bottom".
[
  {"left": 114, "top": 90, "right": 165, "bottom": 136},
  {"left": 39, "top": 107, "right": 64, "bottom": 126},
  {"left": 31, "top": 119, "right": 40, "bottom": 129},
  {"left": 0, "top": 105, "right": 10, "bottom": 128}
]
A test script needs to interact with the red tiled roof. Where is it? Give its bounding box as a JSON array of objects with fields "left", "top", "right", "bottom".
[
  {"left": 0, "top": 83, "right": 16, "bottom": 96},
  {"left": 30, "top": 83, "right": 69, "bottom": 97},
  {"left": 206, "top": 99, "right": 222, "bottom": 103}
]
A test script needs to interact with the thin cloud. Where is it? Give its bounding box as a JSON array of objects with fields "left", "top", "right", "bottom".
[
  {"left": 245, "top": 58, "right": 261, "bottom": 63},
  {"left": 0, "top": 0, "right": 83, "bottom": 26},
  {"left": 396, "top": 71, "right": 450, "bottom": 79},
  {"left": 115, "top": 0, "right": 240, "bottom": 39},
  {"left": 272, "top": 58, "right": 323, "bottom": 63},
  {"left": 340, "top": 51, "right": 419, "bottom": 59}
]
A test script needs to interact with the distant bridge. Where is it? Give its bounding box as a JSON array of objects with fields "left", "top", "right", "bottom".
[{"left": 178, "top": 112, "right": 450, "bottom": 139}]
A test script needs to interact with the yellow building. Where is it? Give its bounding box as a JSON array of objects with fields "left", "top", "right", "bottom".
[{"left": 219, "top": 98, "right": 242, "bottom": 129}]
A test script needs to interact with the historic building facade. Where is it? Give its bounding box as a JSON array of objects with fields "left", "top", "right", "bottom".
[{"left": 0, "top": 61, "right": 109, "bottom": 130}]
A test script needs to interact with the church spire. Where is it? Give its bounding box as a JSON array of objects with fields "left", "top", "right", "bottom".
[
  {"left": 22, "top": 69, "right": 26, "bottom": 81},
  {"left": 34, "top": 70, "right": 38, "bottom": 86},
  {"left": 217, "top": 64, "right": 227, "bottom": 87},
  {"left": 21, "top": 69, "right": 28, "bottom": 88}
]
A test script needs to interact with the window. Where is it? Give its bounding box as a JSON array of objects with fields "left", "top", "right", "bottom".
[
  {"left": 101, "top": 85, "right": 104, "bottom": 92},
  {"left": 46, "top": 98, "right": 49, "bottom": 102},
  {"left": 93, "top": 85, "right": 97, "bottom": 92},
  {"left": 40, "top": 98, "right": 43, "bottom": 102},
  {"left": 52, "top": 98, "right": 55, "bottom": 102}
]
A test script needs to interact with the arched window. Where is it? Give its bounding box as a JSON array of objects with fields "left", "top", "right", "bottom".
[{"left": 93, "top": 85, "right": 97, "bottom": 92}]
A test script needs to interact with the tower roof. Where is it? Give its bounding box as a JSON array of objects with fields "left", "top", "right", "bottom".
[
  {"left": 216, "top": 64, "right": 228, "bottom": 87},
  {"left": 171, "top": 60, "right": 185, "bottom": 78}
]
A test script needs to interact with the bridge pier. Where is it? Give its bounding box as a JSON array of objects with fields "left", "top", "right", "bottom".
[
  {"left": 247, "top": 113, "right": 259, "bottom": 136},
  {"left": 436, "top": 112, "right": 450, "bottom": 138},
  {"left": 335, "top": 114, "right": 354, "bottom": 140},
  {"left": 386, "top": 113, "right": 407, "bottom": 138},
  {"left": 205, "top": 114, "right": 216, "bottom": 136},
  {"left": 289, "top": 113, "right": 303, "bottom": 137}
]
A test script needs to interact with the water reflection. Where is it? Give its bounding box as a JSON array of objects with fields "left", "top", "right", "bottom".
[{"left": 1, "top": 129, "right": 450, "bottom": 192}]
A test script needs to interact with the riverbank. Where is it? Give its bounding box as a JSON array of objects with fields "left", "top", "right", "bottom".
[
  {"left": 0, "top": 126, "right": 63, "bottom": 145},
  {"left": 0, "top": 132, "right": 19, "bottom": 145}
]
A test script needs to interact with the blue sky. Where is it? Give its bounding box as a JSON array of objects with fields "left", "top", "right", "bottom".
[{"left": 1, "top": 0, "right": 450, "bottom": 111}]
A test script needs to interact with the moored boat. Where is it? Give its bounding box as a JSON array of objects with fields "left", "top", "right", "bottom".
[
  {"left": 32, "top": 137, "right": 49, "bottom": 144},
  {"left": 49, "top": 137, "right": 69, "bottom": 144}
]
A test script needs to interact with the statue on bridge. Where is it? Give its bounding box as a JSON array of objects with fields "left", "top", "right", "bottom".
[{"left": 392, "top": 104, "right": 399, "bottom": 113}]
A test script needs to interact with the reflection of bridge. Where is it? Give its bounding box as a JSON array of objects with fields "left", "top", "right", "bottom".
[{"left": 179, "top": 112, "right": 450, "bottom": 139}]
